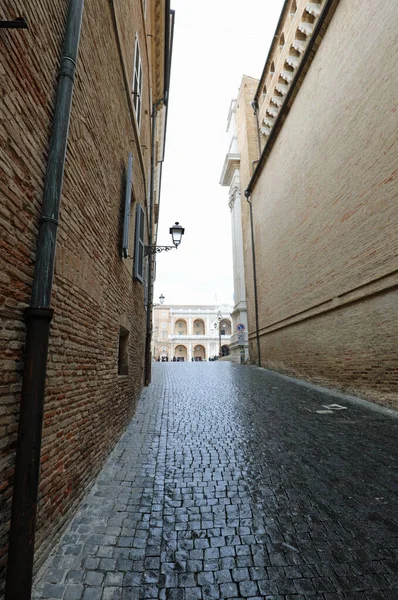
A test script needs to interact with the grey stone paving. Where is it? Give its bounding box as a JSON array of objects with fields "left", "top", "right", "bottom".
[{"left": 33, "top": 362, "right": 398, "bottom": 599}]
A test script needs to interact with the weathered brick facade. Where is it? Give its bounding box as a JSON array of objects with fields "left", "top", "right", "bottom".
[
  {"left": 236, "top": 0, "right": 398, "bottom": 407},
  {"left": 0, "top": 0, "right": 171, "bottom": 592}
]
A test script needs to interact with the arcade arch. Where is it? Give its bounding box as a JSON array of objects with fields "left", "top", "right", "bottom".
[
  {"left": 174, "top": 319, "right": 187, "bottom": 335},
  {"left": 219, "top": 319, "right": 232, "bottom": 335},
  {"left": 193, "top": 319, "right": 205, "bottom": 335},
  {"left": 193, "top": 345, "right": 206, "bottom": 361},
  {"left": 174, "top": 345, "right": 187, "bottom": 361}
]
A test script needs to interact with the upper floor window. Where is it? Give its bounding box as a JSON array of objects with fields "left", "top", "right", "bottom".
[
  {"left": 270, "top": 61, "right": 275, "bottom": 76},
  {"left": 132, "top": 36, "right": 143, "bottom": 128}
]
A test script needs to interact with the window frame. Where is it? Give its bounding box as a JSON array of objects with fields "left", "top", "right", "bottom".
[{"left": 132, "top": 35, "right": 143, "bottom": 129}]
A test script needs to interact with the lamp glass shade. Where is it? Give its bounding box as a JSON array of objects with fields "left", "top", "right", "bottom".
[
  {"left": 170, "top": 222, "right": 185, "bottom": 247},
  {"left": 159, "top": 294, "right": 165, "bottom": 304}
]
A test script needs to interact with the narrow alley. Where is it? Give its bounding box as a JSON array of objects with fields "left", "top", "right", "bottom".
[{"left": 33, "top": 363, "right": 398, "bottom": 600}]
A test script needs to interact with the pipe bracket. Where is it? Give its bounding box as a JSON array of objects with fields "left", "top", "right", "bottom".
[{"left": 24, "top": 307, "right": 54, "bottom": 322}]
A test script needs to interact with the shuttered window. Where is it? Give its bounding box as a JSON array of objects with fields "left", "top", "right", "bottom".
[
  {"left": 132, "top": 36, "right": 143, "bottom": 128},
  {"left": 122, "top": 153, "right": 133, "bottom": 259},
  {"left": 134, "top": 203, "right": 145, "bottom": 282}
]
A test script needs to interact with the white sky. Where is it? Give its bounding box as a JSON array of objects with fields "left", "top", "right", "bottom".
[{"left": 154, "top": 0, "right": 285, "bottom": 306}]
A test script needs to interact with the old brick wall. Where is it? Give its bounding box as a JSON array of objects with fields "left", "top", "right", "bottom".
[
  {"left": 0, "top": 0, "right": 156, "bottom": 591},
  {"left": 238, "top": 0, "right": 398, "bottom": 406}
]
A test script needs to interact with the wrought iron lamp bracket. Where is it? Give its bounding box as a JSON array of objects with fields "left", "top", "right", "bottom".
[
  {"left": 144, "top": 245, "right": 177, "bottom": 256},
  {"left": 0, "top": 17, "right": 28, "bottom": 29}
]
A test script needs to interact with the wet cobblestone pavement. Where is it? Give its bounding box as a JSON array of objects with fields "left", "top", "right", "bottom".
[{"left": 33, "top": 362, "right": 398, "bottom": 599}]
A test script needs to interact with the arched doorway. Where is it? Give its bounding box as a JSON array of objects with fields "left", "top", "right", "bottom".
[
  {"left": 221, "top": 345, "right": 230, "bottom": 357},
  {"left": 175, "top": 345, "right": 187, "bottom": 361},
  {"left": 193, "top": 345, "right": 205, "bottom": 361},
  {"left": 193, "top": 319, "right": 205, "bottom": 335}
]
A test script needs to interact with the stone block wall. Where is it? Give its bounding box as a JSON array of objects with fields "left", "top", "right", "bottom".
[{"left": 0, "top": 0, "right": 154, "bottom": 589}]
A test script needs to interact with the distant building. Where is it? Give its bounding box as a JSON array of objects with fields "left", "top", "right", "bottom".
[
  {"left": 225, "top": 0, "right": 398, "bottom": 407},
  {"left": 0, "top": 0, "right": 173, "bottom": 591},
  {"left": 153, "top": 304, "right": 233, "bottom": 361}
]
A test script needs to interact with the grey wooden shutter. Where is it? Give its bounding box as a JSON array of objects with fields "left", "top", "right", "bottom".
[
  {"left": 122, "top": 153, "right": 133, "bottom": 258},
  {"left": 134, "top": 203, "right": 145, "bottom": 282}
]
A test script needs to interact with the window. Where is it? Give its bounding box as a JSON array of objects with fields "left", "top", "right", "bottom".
[
  {"left": 118, "top": 327, "right": 129, "bottom": 375},
  {"left": 279, "top": 32, "right": 285, "bottom": 48},
  {"left": 132, "top": 36, "right": 143, "bottom": 128},
  {"left": 121, "top": 153, "right": 133, "bottom": 259},
  {"left": 134, "top": 203, "right": 145, "bottom": 282},
  {"left": 161, "top": 331, "right": 167, "bottom": 339},
  {"left": 179, "top": 322, "right": 183, "bottom": 328},
  {"left": 162, "top": 323, "right": 166, "bottom": 328},
  {"left": 162, "top": 312, "right": 166, "bottom": 317},
  {"left": 270, "top": 61, "right": 275, "bottom": 76}
]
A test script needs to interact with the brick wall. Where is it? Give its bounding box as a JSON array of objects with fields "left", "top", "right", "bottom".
[
  {"left": 0, "top": 0, "right": 158, "bottom": 590},
  {"left": 237, "top": 0, "right": 398, "bottom": 407}
]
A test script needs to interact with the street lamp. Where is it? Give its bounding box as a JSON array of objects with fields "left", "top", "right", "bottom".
[
  {"left": 154, "top": 294, "right": 165, "bottom": 307},
  {"left": 145, "top": 222, "right": 185, "bottom": 255},
  {"left": 145, "top": 222, "right": 185, "bottom": 385},
  {"left": 217, "top": 311, "right": 222, "bottom": 357}
]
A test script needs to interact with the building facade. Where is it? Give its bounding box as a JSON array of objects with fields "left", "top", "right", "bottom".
[
  {"left": 0, "top": 0, "right": 173, "bottom": 592},
  {"left": 220, "top": 100, "right": 250, "bottom": 363},
  {"left": 153, "top": 304, "right": 233, "bottom": 361},
  {"left": 232, "top": 0, "right": 398, "bottom": 407}
]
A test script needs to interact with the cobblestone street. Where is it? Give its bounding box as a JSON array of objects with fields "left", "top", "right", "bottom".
[{"left": 33, "top": 363, "right": 398, "bottom": 600}]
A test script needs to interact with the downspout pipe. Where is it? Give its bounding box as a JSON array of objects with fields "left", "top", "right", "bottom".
[
  {"left": 244, "top": 190, "right": 261, "bottom": 367},
  {"left": 144, "top": 100, "right": 162, "bottom": 386},
  {"left": 5, "top": 1, "right": 84, "bottom": 598},
  {"left": 144, "top": 5, "right": 175, "bottom": 385}
]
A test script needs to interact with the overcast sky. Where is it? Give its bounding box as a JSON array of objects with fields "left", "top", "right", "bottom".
[{"left": 153, "top": 0, "right": 285, "bottom": 307}]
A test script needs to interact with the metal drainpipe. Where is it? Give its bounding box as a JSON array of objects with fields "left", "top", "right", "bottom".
[
  {"left": 5, "top": 1, "right": 84, "bottom": 598},
  {"left": 144, "top": 100, "right": 162, "bottom": 386},
  {"left": 244, "top": 190, "right": 261, "bottom": 367}
]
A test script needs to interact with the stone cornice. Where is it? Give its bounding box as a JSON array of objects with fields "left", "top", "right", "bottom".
[
  {"left": 246, "top": 0, "right": 341, "bottom": 196},
  {"left": 219, "top": 153, "right": 240, "bottom": 187},
  {"left": 150, "top": 0, "right": 166, "bottom": 103}
]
